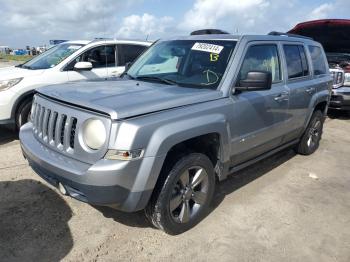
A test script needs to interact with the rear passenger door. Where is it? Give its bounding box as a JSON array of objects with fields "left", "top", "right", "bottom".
[
  {"left": 281, "top": 43, "right": 314, "bottom": 142},
  {"left": 229, "top": 42, "right": 290, "bottom": 166},
  {"left": 107, "top": 44, "right": 147, "bottom": 77}
]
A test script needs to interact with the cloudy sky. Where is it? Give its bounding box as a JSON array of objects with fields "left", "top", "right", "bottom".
[{"left": 0, "top": 0, "right": 349, "bottom": 48}]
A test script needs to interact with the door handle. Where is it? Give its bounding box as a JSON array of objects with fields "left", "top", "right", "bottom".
[
  {"left": 306, "top": 87, "right": 316, "bottom": 95},
  {"left": 274, "top": 91, "right": 289, "bottom": 102}
]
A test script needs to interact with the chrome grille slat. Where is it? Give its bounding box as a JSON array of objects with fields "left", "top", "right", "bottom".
[
  {"left": 38, "top": 106, "right": 45, "bottom": 137},
  {"left": 42, "top": 109, "right": 51, "bottom": 142},
  {"left": 34, "top": 104, "right": 41, "bottom": 132}
]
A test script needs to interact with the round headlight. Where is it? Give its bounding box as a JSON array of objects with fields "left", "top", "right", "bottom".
[{"left": 82, "top": 119, "right": 106, "bottom": 150}]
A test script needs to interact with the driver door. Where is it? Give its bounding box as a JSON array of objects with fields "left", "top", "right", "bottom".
[{"left": 66, "top": 45, "right": 116, "bottom": 81}]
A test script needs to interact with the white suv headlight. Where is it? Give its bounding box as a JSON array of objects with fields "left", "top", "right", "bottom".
[
  {"left": 82, "top": 119, "right": 106, "bottom": 150},
  {"left": 0, "top": 77, "right": 23, "bottom": 91}
]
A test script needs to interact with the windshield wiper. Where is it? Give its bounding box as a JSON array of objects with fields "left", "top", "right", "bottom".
[
  {"left": 135, "top": 76, "right": 178, "bottom": 85},
  {"left": 18, "top": 64, "right": 33, "bottom": 69},
  {"left": 121, "top": 72, "right": 135, "bottom": 79}
]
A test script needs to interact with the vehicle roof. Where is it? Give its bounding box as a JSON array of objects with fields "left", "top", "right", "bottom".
[
  {"left": 164, "top": 34, "right": 318, "bottom": 45},
  {"left": 63, "top": 39, "right": 152, "bottom": 46},
  {"left": 64, "top": 40, "right": 91, "bottom": 45}
]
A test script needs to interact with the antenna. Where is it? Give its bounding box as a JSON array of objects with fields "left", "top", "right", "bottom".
[{"left": 146, "top": 34, "right": 149, "bottom": 41}]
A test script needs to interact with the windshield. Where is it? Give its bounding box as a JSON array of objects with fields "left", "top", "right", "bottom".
[
  {"left": 21, "top": 43, "right": 84, "bottom": 70},
  {"left": 127, "top": 40, "right": 237, "bottom": 89}
]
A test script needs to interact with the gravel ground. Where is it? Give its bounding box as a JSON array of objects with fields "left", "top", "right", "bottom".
[{"left": 0, "top": 112, "right": 349, "bottom": 262}]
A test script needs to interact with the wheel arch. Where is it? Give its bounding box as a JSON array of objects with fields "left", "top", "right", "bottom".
[{"left": 11, "top": 90, "right": 36, "bottom": 119}]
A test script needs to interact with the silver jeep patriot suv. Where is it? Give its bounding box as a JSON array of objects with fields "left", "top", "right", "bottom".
[{"left": 20, "top": 31, "right": 332, "bottom": 234}]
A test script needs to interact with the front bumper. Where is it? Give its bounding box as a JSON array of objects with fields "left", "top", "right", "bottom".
[
  {"left": 19, "top": 123, "right": 157, "bottom": 212},
  {"left": 0, "top": 89, "right": 16, "bottom": 123},
  {"left": 329, "top": 86, "right": 350, "bottom": 111}
]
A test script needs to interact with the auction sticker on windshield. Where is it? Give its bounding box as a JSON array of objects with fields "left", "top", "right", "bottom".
[{"left": 191, "top": 43, "right": 224, "bottom": 54}]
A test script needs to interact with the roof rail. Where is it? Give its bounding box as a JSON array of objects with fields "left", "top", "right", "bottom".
[
  {"left": 268, "top": 31, "right": 313, "bottom": 40},
  {"left": 190, "top": 29, "right": 229, "bottom": 35}
]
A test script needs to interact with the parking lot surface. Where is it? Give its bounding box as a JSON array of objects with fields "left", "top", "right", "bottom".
[{"left": 0, "top": 112, "right": 349, "bottom": 262}]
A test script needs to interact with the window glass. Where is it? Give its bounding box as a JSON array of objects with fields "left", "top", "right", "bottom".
[
  {"left": 238, "top": 45, "right": 281, "bottom": 83},
  {"left": 118, "top": 44, "right": 147, "bottom": 66},
  {"left": 67, "top": 45, "right": 116, "bottom": 69},
  {"left": 127, "top": 40, "right": 237, "bottom": 90},
  {"left": 22, "top": 43, "right": 84, "bottom": 70},
  {"left": 308, "top": 46, "right": 327, "bottom": 75},
  {"left": 283, "top": 45, "right": 304, "bottom": 79},
  {"left": 299, "top": 46, "right": 309, "bottom": 76}
]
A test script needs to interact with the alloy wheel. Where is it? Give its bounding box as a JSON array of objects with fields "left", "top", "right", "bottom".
[
  {"left": 307, "top": 120, "right": 321, "bottom": 148},
  {"left": 169, "top": 166, "right": 209, "bottom": 224}
]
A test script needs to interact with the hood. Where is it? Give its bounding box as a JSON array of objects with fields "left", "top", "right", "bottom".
[
  {"left": 37, "top": 79, "right": 223, "bottom": 120},
  {"left": 288, "top": 19, "right": 350, "bottom": 53},
  {"left": 0, "top": 66, "right": 45, "bottom": 80}
]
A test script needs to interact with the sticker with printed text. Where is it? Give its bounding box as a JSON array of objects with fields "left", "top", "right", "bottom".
[{"left": 191, "top": 42, "right": 224, "bottom": 54}]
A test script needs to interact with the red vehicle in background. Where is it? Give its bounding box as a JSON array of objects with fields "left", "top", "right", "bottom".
[{"left": 289, "top": 19, "right": 350, "bottom": 112}]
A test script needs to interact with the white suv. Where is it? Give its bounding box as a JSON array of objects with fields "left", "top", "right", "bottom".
[{"left": 0, "top": 39, "right": 151, "bottom": 129}]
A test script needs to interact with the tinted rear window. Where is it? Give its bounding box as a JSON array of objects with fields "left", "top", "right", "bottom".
[
  {"left": 283, "top": 45, "right": 305, "bottom": 79},
  {"left": 308, "top": 46, "right": 327, "bottom": 75}
]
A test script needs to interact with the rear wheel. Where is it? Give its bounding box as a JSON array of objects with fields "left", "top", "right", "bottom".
[
  {"left": 296, "top": 110, "right": 324, "bottom": 155},
  {"left": 15, "top": 98, "right": 33, "bottom": 130},
  {"left": 145, "top": 153, "right": 215, "bottom": 235}
]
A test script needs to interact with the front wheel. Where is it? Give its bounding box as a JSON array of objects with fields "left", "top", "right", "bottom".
[
  {"left": 15, "top": 98, "right": 33, "bottom": 130},
  {"left": 145, "top": 153, "right": 215, "bottom": 235},
  {"left": 295, "top": 110, "right": 324, "bottom": 155}
]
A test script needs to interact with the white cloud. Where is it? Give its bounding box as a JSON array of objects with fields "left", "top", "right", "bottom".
[
  {"left": 1, "top": 0, "right": 350, "bottom": 48},
  {"left": 179, "top": 0, "right": 267, "bottom": 31},
  {"left": 308, "top": 3, "right": 335, "bottom": 20},
  {"left": 117, "top": 13, "right": 174, "bottom": 39},
  {"left": 0, "top": 0, "right": 139, "bottom": 47},
  {"left": 178, "top": 0, "right": 350, "bottom": 35}
]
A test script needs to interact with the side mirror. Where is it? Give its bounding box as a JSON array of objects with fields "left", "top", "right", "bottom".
[
  {"left": 236, "top": 71, "right": 272, "bottom": 91},
  {"left": 74, "top": 62, "right": 93, "bottom": 71}
]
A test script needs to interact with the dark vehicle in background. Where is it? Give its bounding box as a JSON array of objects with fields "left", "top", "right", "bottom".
[{"left": 289, "top": 19, "right": 350, "bottom": 112}]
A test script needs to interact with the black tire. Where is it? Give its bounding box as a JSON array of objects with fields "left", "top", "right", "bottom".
[
  {"left": 296, "top": 110, "right": 324, "bottom": 155},
  {"left": 145, "top": 153, "right": 215, "bottom": 235},
  {"left": 16, "top": 98, "right": 33, "bottom": 130}
]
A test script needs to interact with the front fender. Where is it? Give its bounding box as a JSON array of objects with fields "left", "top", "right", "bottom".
[{"left": 146, "top": 113, "right": 230, "bottom": 160}]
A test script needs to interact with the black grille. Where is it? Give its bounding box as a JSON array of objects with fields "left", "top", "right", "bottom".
[
  {"left": 60, "top": 115, "right": 67, "bottom": 145},
  {"left": 70, "top": 118, "right": 77, "bottom": 149},
  {"left": 52, "top": 112, "right": 58, "bottom": 141}
]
